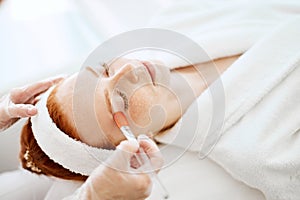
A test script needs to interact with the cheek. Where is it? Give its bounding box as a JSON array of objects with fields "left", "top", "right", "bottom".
[{"left": 128, "top": 89, "right": 156, "bottom": 127}]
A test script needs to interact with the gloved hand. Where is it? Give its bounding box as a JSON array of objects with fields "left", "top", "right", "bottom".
[
  {"left": 0, "top": 76, "right": 64, "bottom": 131},
  {"left": 77, "top": 135, "right": 163, "bottom": 200}
]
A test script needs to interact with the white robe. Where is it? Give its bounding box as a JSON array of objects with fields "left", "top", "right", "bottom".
[{"left": 152, "top": 2, "right": 300, "bottom": 199}]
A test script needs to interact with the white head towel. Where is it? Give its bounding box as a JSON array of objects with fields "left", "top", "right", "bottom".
[{"left": 31, "top": 86, "right": 114, "bottom": 176}]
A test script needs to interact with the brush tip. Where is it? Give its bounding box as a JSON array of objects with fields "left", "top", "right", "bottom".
[{"left": 113, "top": 111, "right": 129, "bottom": 128}]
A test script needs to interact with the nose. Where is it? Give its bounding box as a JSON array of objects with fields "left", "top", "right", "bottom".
[{"left": 108, "top": 62, "right": 140, "bottom": 88}]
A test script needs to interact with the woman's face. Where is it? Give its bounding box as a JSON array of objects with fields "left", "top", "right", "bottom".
[{"left": 55, "top": 58, "right": 174, "bottom": 147}]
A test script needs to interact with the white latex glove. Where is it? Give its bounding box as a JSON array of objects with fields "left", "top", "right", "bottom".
[
  {"left": 0, "top": 76, "right": 64, "bottom": 131},
  {"left": 73, "top": 136, "right": 163, "bottom": 200}
]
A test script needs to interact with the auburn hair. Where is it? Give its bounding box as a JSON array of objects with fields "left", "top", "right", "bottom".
[{"left": 19, "top": 85, "right": 87, "bottom": 181}]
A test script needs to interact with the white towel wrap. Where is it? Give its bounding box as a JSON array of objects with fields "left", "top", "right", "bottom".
[{"left": 31, "top": 86, "right": 114, "bottom": 176}]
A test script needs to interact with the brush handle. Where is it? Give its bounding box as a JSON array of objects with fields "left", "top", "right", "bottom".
[
  {"left": 120, "top": 126, "right": 137, "bottom": 143},
  {"left": 135, "top": 148, "right": 169, "bottom": 199},
  {"left": 119, "top": 126, "right": 169, "bottom": 199}
]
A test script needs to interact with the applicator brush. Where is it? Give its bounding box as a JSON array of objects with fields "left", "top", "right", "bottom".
[
  {"left": 111, "top": 95, "right": 169, "bottom": 199},
  {"left": 113, "top": 111, "right": 138, "bottom": 143}
]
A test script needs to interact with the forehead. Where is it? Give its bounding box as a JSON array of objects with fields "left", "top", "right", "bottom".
[
  {"left": 55, "top": 73, "right": 77, "bottom": 106},
  {"left": 56, "top": 69, "right": 119, "bottom": 147}
]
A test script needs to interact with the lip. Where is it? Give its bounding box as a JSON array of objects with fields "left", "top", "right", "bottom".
[{"left": 142, "top": 61, "right": 156, "bottom": 84}]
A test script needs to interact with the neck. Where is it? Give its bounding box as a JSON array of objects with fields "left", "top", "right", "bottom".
[{"left": 162, "top": 55, "right": 240, "bottom": 129}]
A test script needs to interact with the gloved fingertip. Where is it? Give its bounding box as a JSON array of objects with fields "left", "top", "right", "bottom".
[
  {"left": 138, "top": 134, "right": 150, "bottom": 141},
  {"left": 51, "top": 74, "right": 68, "bottom": 82},
  {"left": 26, "top": 106, "right": 37, "bottom": 115},
  {"left": 117, "top": 140, "right": 139, "bottom": 152}
]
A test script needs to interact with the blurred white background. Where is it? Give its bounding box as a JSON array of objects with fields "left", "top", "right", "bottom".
[
  {"left": 0, "top": 0, "right": 174, "bottom": 93},
  {"left": 0, "top": 0, "right": 175, "bottom": 172}
]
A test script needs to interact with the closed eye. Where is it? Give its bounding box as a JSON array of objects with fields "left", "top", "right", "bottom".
[
  {"left": 115, "top": 90, "right": 129, "bottom": 111},
  {"left": 86, "top": 64, "right": 109, "bottom": 77},
  {"left": 86, "top": 66, "right": 101, "bottom": 77}
]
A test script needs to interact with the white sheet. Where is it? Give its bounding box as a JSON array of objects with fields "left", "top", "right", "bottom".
[
  {"left": 147, "top": 145, "right": 265, "bottom": 200},
  {"left": 0, "top": 169, "right": 53, "bottom": 200}
]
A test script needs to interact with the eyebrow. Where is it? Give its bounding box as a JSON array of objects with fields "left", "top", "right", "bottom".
[
  {"left": 85, "top": 66, "right": 102, "bottom": 77},
  {"left": 85, "top": 66, "right": 114, "bottom": 119}
]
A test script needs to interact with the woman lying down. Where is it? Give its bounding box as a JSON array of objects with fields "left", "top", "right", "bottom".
[{"left": 20, "top": 20, "right": 300, "bottom": 200}]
